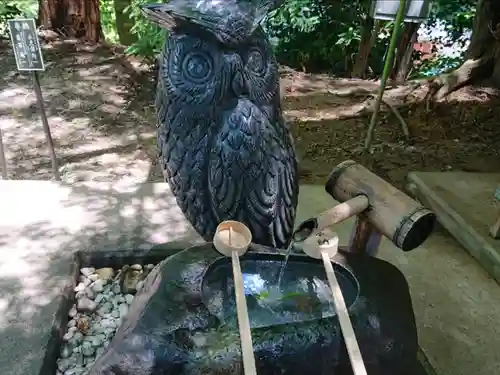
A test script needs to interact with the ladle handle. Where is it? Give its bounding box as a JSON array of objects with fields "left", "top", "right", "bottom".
[
  {"left": 232, "top": 251, "right": 258, "bottom": 375},
  {"left": 321, "top": 252, "right": 368, "bottom": 375}
]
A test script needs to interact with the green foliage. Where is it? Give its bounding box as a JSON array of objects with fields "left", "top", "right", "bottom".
[
  {"left": 427, "top": 0, "right": 475, "bottom": 45},
  {"left": 0, "top": 0, "right": 37, "bottom": 36},
  {"left": 100, "top": 0, "right": 120, "bottom": 44},
  {"left": 264, "top": 0, "right": 377, "bottom": 73},
  {"left": 123, "top": 0, "right": 166, "bottom": 60}
]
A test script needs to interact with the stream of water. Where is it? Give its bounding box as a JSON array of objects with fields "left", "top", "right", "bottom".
[{"left": 276, "top": 241, "right": 294, "bottom": 289}]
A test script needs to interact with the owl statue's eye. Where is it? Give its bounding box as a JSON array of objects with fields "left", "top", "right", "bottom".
[
  {"left": 246, "top": 47, "right": 266, "bottom": 77},
  {"left": 182, "top": 50, "right": 213, "bottom": 83}
]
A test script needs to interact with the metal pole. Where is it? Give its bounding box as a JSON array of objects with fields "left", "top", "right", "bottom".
[
  {"left": 364, "top": 0, "right": 408, "bottom": 152},
  {"left": 0, "top": 127, "right": 8, "bottom": 179},
  {"left": 32, "top": 71, "right": 60, "bottom": 181}
]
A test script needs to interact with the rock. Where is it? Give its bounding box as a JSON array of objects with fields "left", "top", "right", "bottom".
[
  {"left": 94, "top": 294, "right": 105, "bottom": 305},
  {"left": 70, "top": 332, "right": 84, "bottom": 345},
  {"left": 80, "top": 267, "right": 95, "bottom": 277},
  {"left": 91, "top": 279, "right": 105, "bottom": 293},
  {"left": 82, "top": 342, "right": 95, "bottom": 357},
  {"left": 111, "top": 309, "right": 120, "bottom": 319},
  {"left": 70, "top": 352, "right": 84, "bottom": 366},
  {"left": 88, "top": 273, "right": 100, "bottom": 282},
  {"left": 60, "top": 345, "right": 71, "bottom": 359},
  {"left": 97, "top": 302, "right": 113, "bottom": 315},
  {"left": 95, "top": 267, "right": 115, "bottom": 283},
  {"left": 68, "top": 306, "right": 78, "bottom": 318},
  {"left": 82, "top": 287, "right": 95, "bottom": 300},
  {"left": 77, "top": 297, "right": 97, "bottom": 313},
  {"left": 57, "top": 358, "right": 70, "bottom": 372},
  {"left": 63, "top": 330, "right": 74, "bottom": 342},
  {"left": 92, "top": 334, "right": 106, "bottom": 347},
  {"left": 111, "top": 282, "right": 121, "bottom": 295},
  {"left": 74, "top": 282, "right": 86, "bottom": 293},
  {"left": 100, "top": 318, "right": 117, "bottom": 329},
  {"left": 67, "top": 319, "right": 77, "bottom": 328},
  {"left": 125, "top": 294, "right": 134, "bottom": 305},
  {"left": 120, "top": 265, "right": 142, "bottom": 294}
]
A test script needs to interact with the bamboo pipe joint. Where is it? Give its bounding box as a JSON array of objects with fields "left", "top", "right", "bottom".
[{"left": 325, "top": 160, "right": 436, "bottom": 252}]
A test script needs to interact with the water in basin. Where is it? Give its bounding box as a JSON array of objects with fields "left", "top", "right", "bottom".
[{"left": 202, "top": 257, "right": 359, "bottom": 329}]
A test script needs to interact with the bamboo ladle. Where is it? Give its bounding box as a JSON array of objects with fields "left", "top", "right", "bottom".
[
  {"left": 213, "top": 220, "right": 257, "bottom": 375},
  {"left": 303, "top": 229, "right": 368, "bottom": 375}
]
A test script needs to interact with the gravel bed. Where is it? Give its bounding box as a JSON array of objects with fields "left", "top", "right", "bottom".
[{"left": 56, "top": 264, "right": 156, "bottom": 375}]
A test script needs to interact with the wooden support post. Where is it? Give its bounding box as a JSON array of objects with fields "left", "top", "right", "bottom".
[{"left": 348, "top": 216, "right": 382, "bottom": 255}]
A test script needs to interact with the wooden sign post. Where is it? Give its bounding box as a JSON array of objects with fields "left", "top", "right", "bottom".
[{"left": 7, "top": 18, "right": 60, "bottom": 181}]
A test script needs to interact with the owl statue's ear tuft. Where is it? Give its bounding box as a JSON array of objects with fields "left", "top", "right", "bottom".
[{"left": 140, "top": 3, "right": 178, "bottom": 30}]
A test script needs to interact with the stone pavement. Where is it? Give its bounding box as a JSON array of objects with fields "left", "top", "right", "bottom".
[{"left": 0, "top": 181, "right": 499, "bottom": 375}]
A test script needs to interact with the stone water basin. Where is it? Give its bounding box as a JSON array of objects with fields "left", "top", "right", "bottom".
[{"left": 86, "top": 243, "right": 422, "bottom": 375}]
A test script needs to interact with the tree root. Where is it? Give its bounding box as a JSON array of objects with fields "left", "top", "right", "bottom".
[
  {"left": 373, "top": 95, "right": 411, "bottom": 142},
  {"left": 425, "top": 56, "right": 494, "bottom": 103}
]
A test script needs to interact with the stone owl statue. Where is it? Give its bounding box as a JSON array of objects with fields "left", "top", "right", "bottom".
[{"left": 142, "top": 0, "right": 299, "bottom": 249}]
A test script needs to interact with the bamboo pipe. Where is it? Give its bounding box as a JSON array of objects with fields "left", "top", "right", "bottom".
[{"left": 293, "top": 195, "right": 369, "bottom": 242}]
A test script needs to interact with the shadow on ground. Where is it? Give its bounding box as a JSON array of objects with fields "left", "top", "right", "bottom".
[{"left": 0, "top": 179, "right": 200, "bottom": 375}]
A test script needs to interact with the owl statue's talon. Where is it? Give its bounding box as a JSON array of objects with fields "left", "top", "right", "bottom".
[{"left": 142, "top": 0, "right": 299, "bottom": 249}]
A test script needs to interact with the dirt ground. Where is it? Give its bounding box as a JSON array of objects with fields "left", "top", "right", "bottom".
[{"left": 1, "top": 39, "right": 499, "bottom": 190}]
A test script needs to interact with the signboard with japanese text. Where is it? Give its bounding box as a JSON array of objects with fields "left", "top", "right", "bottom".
[{"left": 7, "top": 18, "right": 45, "bottom": 71}]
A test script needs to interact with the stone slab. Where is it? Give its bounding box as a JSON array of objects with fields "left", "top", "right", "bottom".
[
  {"left": 0, "top": 181, "right": 499, "bottom": 375},
  {"left": 407, "top": 171, "right": 500, "bottom": 283}
]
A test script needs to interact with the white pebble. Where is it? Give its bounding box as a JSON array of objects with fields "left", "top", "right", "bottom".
[
  {"left": 63, "top": 331, "right": 74, "bottom": 341},
  {"left": 67, "top": 319, "right": 77, "bottom": 328},
  {"left": 74, "top": 282, "right": 86, "bottom": 293},
  {"left": 77, "top": 297, "right": 97, "bottom": 313},
  {"left": 88, "top": 273, "right": 100, "bottom": 282},
  {"left": 125, "top": 294, "right": 134, "bottom": 304},
  {"left": 91, "top": 279, "right": 105, "bottom": 293},
  {"left": 68, "top": 306, "right": 77, "bottom": 318},
  {"left": 80, "top": 267, "right": 95, "bottom": 277}
]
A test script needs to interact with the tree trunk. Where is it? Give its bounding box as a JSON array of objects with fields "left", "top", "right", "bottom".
[
  {"left": 38, "top": 0, "right": 104, "bottom": 44},
  {"left": 114, "top": 0, "right": 137, "bottom": 46},
  {"left": 352, "top": 17, "right": 382, "bottom": 78},
  {"left": 428, "top": 0, "right": 500, "bottom": 99},
  {"left": 391, "top": 22, "right": 419, "bottom": 81}
]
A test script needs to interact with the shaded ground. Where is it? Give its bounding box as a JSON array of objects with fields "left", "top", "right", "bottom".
[{"left": 1, "top": 39, "right": 499, "bottom": 189}]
